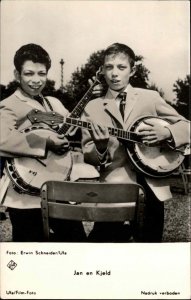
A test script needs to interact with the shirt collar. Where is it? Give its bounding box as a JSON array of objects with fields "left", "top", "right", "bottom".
[
  {"left": 108, "top": 84, "right": 130, "bottom": 100},
  {"left": 15, "top": 88, "right": 43, "bottom": 102}
]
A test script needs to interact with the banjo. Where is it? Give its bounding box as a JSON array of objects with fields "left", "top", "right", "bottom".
[
  {"left": 27, "top": 112, "right": 185, "bottom": 178},
  {"left": 5, "top": 68, "right": 102, "bottom": 196}
]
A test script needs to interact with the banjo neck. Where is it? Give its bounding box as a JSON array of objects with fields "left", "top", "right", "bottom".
[
  {"left": 57, "top": 68, "right": 102, "bottom": 135},
  {"left": 64, "top": 117, "right": 141, "bottom": 143},
  {"left": 28, "top": 111, "right": 141, "bottom": 144}
]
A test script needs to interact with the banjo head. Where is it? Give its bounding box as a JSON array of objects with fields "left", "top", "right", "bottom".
[
  {"left": 128, "top": 116, "right": 185, "bottom": 177},
  {"left": 6, "top": 127, "right": 73, "bottom": 195}
]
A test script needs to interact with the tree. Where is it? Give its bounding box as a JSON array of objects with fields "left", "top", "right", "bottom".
[
  {"left": 42, "top": 79, "right": 56, "bottom": 96},
  {"left": 172, "top": 75, "right": 190, "bottom": 120},
  {"left": 65, "top": 51, "right": 105, "bottom": 107},
  {"left": 0, "top": 84, "right": 8, "bottom": 100},
  {"left": 130, "top": 55, "right": 150, "bottom": 88},
  {"left": 65, "top": 50, "right": 151, "bottom": 105},
  {"left": 148, "top": 82, "right": 165, "bottom": 98},
  {"left": 1, "top": 79, "right": 60, "bottom": 100},
  {"left": 53, "top": 89, "right": 74, "bottom": 112},
  {"left": 1, "top": 81, "right": 19, "bottom": 100}
]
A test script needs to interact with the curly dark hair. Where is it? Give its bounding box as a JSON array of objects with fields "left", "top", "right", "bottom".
[{"left": 14, "top": 43, "right": 51, "bottom": 73}]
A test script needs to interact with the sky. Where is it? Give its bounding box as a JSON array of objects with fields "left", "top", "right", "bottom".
[{"left": 1, "top": 0, "right": 190, "bottom": 102}]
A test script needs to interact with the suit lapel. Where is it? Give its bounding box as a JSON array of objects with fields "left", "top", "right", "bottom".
[
  {"left": 103, "top": 90, "right": 124, "bottom": 126},
  {"left": 23, "top": 99, "right": 46, "bottom": 111},
  {"left": 15, "top": 89, "right": 46, "bottom": 111},
  {"left": 124, "top": 86, "right": 139, "bottom": 124},
  {"left": 103, "top": 86, "right": 139, "bottom": 127}
]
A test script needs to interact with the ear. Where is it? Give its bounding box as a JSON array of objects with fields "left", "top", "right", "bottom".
[
  {"left": 14, "top": 69, "right": 21, "bottom": 83},
  {"left": 129, "top": 66, "right": 136, "bottom": 77},
  {"left": 100, "top": 65, "right": 104, "bottom": 75},
  {"left": 100, "top": 65, "right": 106, "bottom": 77}
]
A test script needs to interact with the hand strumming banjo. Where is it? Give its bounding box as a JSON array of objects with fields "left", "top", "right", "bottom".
[
  {"left": 5, "top": 68, "right": 102, "bottom": 196},
  {"left": 27, "top": 112, "right": 185, "bottom": 178}
]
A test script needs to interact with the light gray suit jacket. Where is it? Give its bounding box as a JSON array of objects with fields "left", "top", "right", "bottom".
[
  {"left": 0, "top": 88, "right": 69, "bottom": 208},
  {"left": 81, "top": 85, "right": 190, "bottom": 201}
]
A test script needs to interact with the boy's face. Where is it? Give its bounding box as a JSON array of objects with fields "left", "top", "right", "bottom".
[
  {"left": 103, "top": 53, "right": 135, "bottom": 91},
  {"left": 15, "top": 60, "right": 48, "bottom": 97}
]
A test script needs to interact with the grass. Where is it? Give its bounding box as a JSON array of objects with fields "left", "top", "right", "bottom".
[
  {"left": 0, "top": 176, "right": 190, "bottom": 242},
  {"left": 163, "top": 176, "right": 190, "bottom": 242}
]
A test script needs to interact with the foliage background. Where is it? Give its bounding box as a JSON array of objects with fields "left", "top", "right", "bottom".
[{"left": 1, "top": 50, "right": 190, "bottom": 118}]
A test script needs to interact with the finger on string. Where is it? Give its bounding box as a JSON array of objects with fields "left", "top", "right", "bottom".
[
  {"left": 98, "top": 124, "right": 106, "bottom": 132},
  {"left": 90, "top": 123, "right": 99, "bottom": 139},
  {"left": 142, "top": 131, "right": 155, "bottom": 137},
  {"left": 92, "top": 85, "right": 103, "bottom": 97},
  {"left": 97, "top": 125, "right": 109, "bottom": 138},
  {"left": 145, "top": 135, "right": 156, "bottom": 141},
  {"left": 93, "top": 84, "right": 103, "bottom": 91},
  {"left": 67, "top": 126, "right": 78, "bottom": 136},
  {"left": 57, "top": 134, "right": 65, "bottom": 139},
  {"left": 142, "top": 138, "right": 158, "bottom": 144},
  {"left": 92, "top": 91, "right": 102, "bottom": 97},
  {"left": 93, "top": 122, "right": 104, "bottom": 133},
  {"left": 100, "top": 126, "right": 109, "bottom": 137},
  {"left": 142, "top": 141, "right": 155, "bottom": 146},
  {"left": 143, "top": 120, "right": 155, "bottom": 126},
  {"left": 62, "top": 142, "right": 69, "bottom": 147},
  {"left": 142, "top": 135, "right": 156, "bottom": 141},
  {"left": 146, "top": 140, "right": 158, "bottom": 145},
  {"left": 90, "top": 132, "right": 99, "bottom": 141},
  {"left": 138, "top": 130, "right": 153, "bottom": 136},
  {"left": 88, "top": 79, "right": 93, "bottom": 86},
  {"left": 51, "top": 125, "right": 60, "bottom": 131},
  {"left": 138, "top": 125, "right": 153, "bottom": 132}
]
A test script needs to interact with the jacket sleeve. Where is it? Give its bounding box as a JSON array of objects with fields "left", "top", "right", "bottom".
[
  {"left": 154, "top": 93, "right": 190, "bottom": 148},
  {"left": 81, "top": 106, "right": 111, "bottom": 167},
  {"left": 0, "top": 104, "right": 47, "bottom": 158}
]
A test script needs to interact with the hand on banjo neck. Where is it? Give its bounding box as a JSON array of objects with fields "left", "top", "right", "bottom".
[
  {"left": 27, "top": 111, "right": 184, "bottom": 178},
  {"left": 27, "top": 111, "right": 173, "bottom": 148}
]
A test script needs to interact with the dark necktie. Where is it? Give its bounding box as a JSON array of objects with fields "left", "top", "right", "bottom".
[
  {"left": 33, "top": 95, "right": 44, "bottom": 107},
  {"left": 118, "top": 92, "right": 127, "bottom": 119}
]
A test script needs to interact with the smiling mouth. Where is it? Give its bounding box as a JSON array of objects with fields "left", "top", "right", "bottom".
[{"left": 29, "top": 86, "right": 42, "bottom": 89}]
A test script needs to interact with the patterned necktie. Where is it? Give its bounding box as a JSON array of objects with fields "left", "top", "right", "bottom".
[{"left": 118, "top": 92, "right": 127, "bottom": 119}]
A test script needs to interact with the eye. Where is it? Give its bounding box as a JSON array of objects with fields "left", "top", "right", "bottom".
[
  {"left": 104, "top": 65, "right": 113, "bottom": 70},
  {"left": 118, "top": 66, "right": 127, "bottom": 70},
  {"left": 39, "top": 72, "right": 47, "bottom": 77},
  {"left": 23, "top": 72, "right": 34, "bottom": 76}
]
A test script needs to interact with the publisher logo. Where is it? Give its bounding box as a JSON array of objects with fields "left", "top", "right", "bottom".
[{"left": 7, "top": 260, "right": 17, "bottom": 270}]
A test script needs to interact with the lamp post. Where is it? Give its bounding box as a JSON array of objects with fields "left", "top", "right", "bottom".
[{"left": 60, "top": 58, "right": 65, "bottom": 93}]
